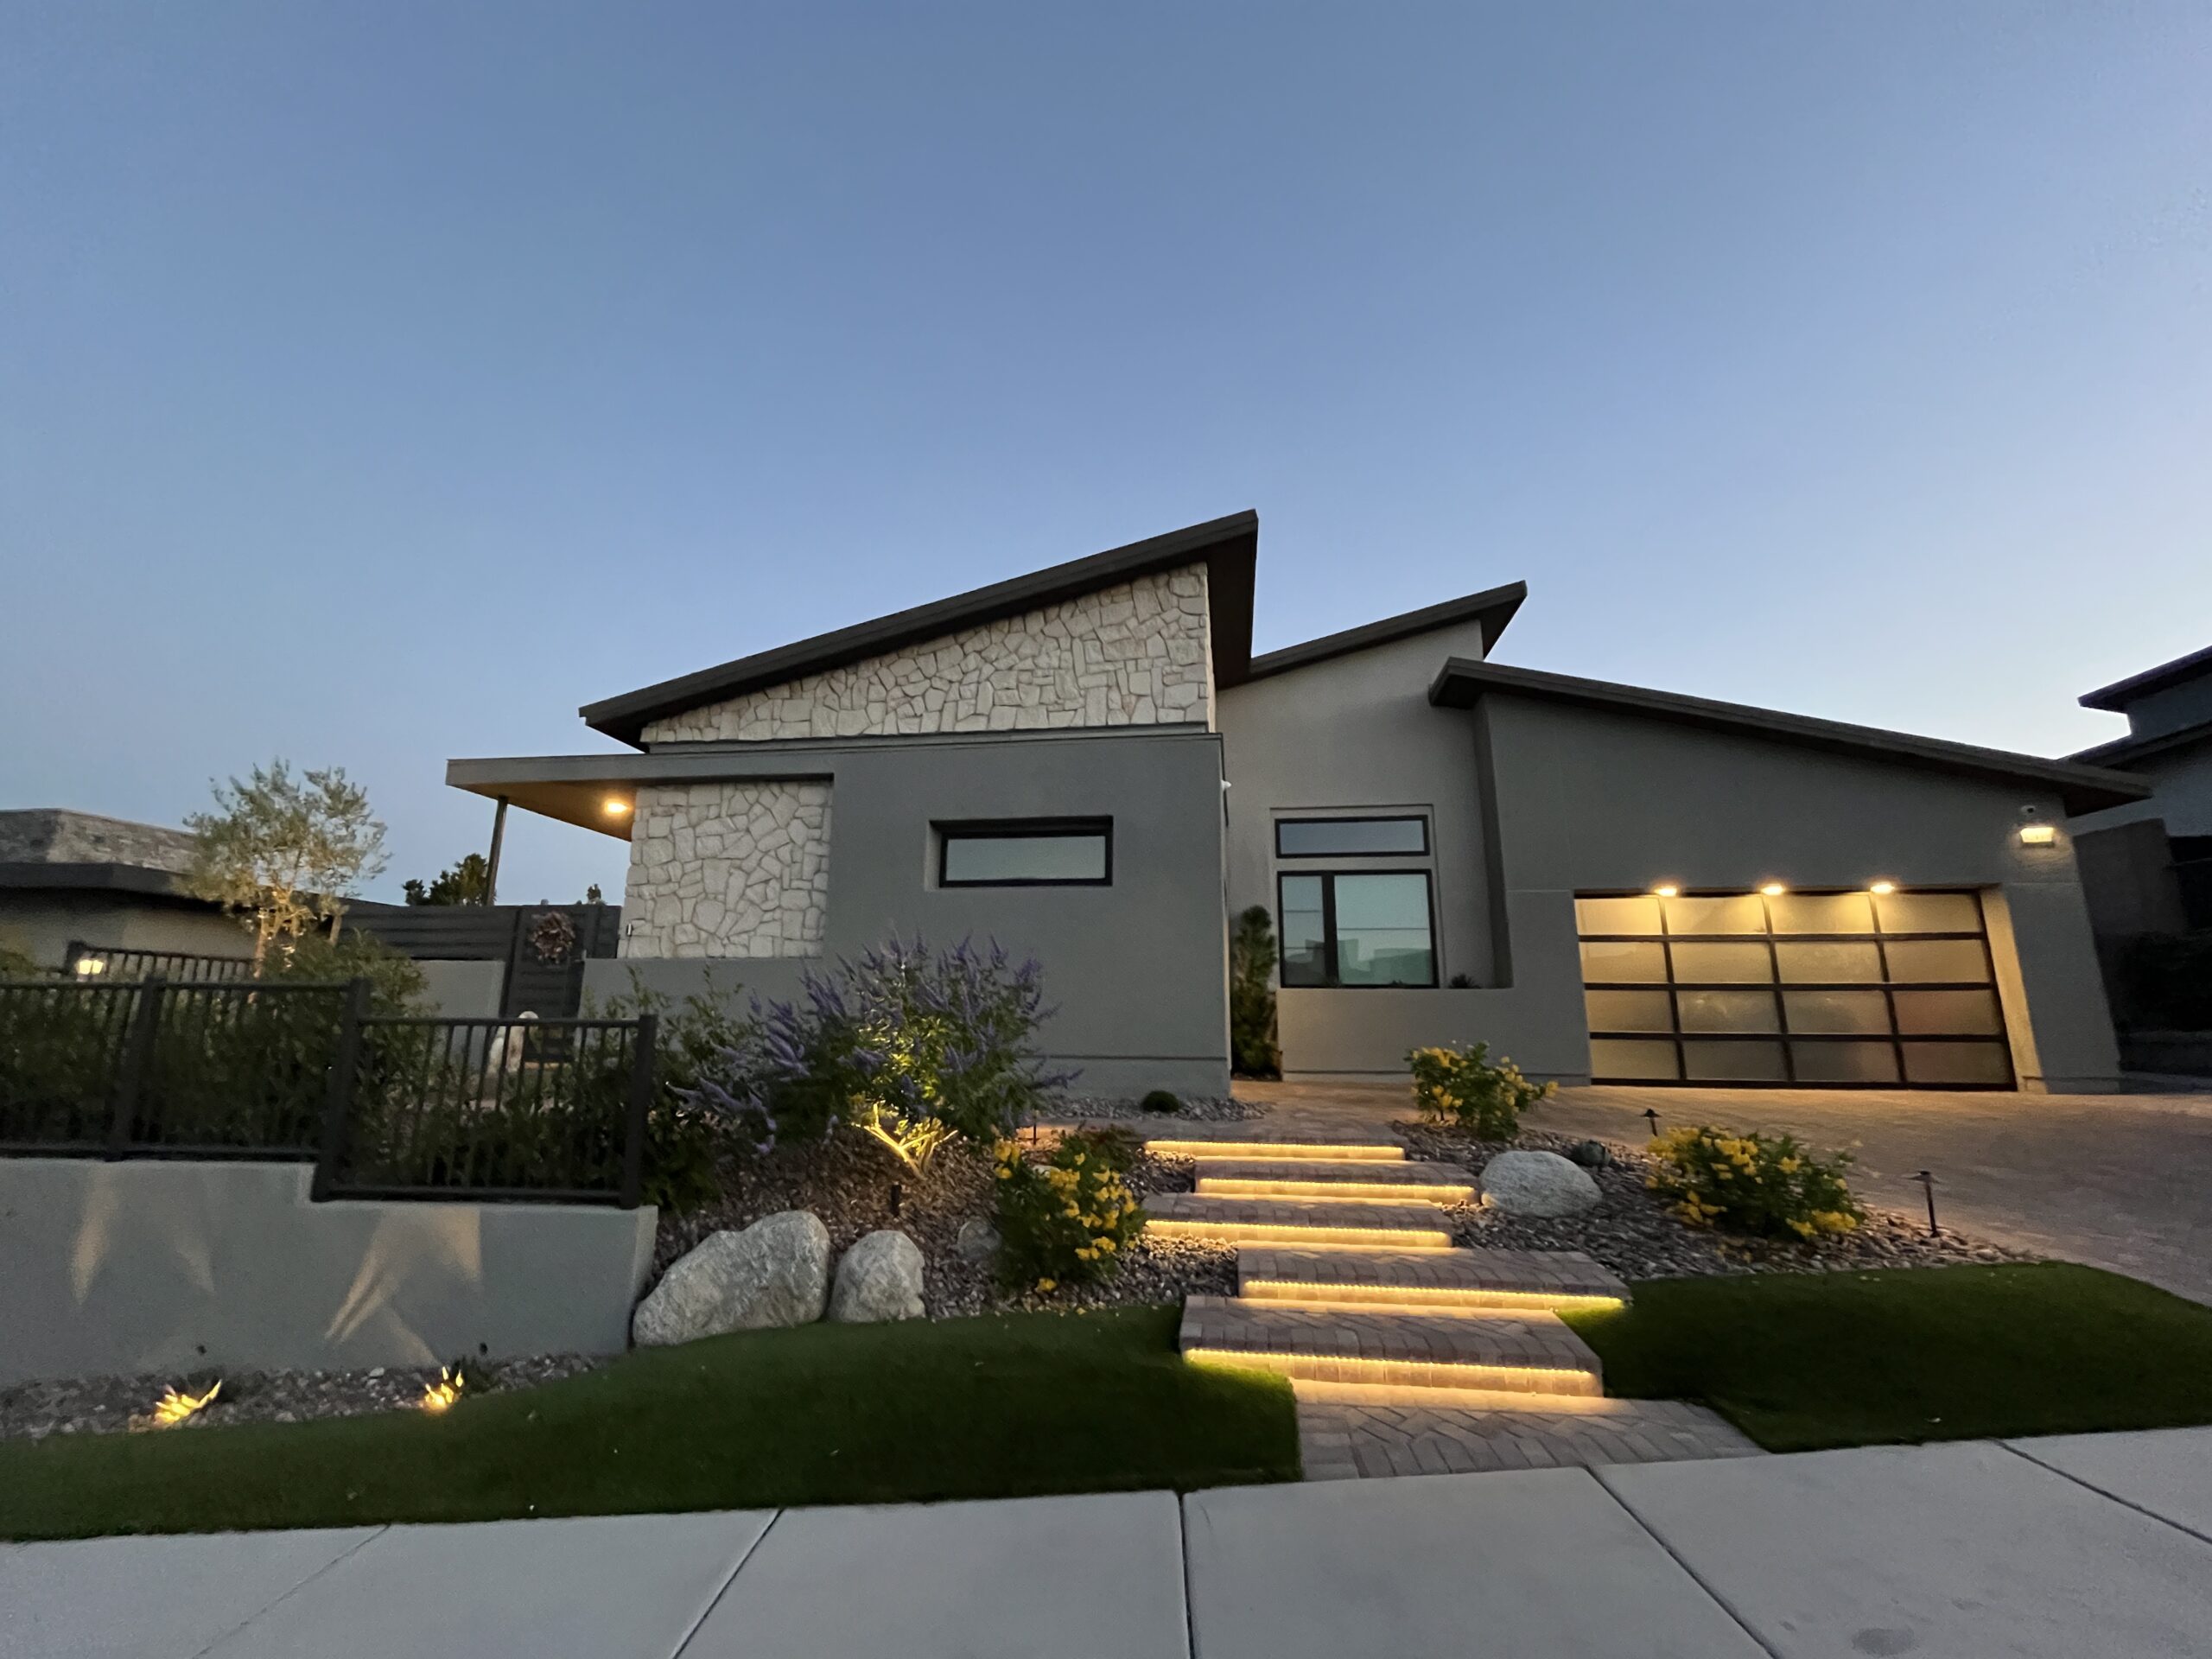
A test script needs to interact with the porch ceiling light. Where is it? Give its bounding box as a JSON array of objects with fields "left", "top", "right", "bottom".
[
  {"left": 1759, "top": 882, "right": 1786, "bottom": 897},
  {"left": 2018, "top": 823, "right": 2056, "bottom": 846},
  {"left": 602, "top": 796, "right": 632, "bottom": 817}
]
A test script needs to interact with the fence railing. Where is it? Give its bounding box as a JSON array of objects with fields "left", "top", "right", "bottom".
[
  {"left": 63, "top": 941, "right": 257, "bottom": 984},
  {"left": 0, "top": 978, "right": 655, "bottom": 1207}
]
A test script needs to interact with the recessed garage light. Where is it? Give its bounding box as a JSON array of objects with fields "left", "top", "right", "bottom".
[
  {"left": 1652, "top": 885, "right": 1679, "bottom": 898},
  {"left": 1869, "top": 880, "right": 1897, "bottom": 894},
  {"left": 1759, "top": 883, "right": 1786, "bottom": 897}
]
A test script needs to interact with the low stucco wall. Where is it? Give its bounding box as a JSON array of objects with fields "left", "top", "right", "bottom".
[
  {"left": 0, "top": 1160, "right": 657, "bottom": 1384},
  {"left": 413, "top": 957, "right": 506, "bottom": 1020}
]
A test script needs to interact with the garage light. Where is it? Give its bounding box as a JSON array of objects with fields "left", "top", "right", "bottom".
[
  {"left": 602, "top": 797, "right": 632, "bottom": 817},
  {"left": 1759, "top": 883, "right": 1786, "bottom": 897},
  {"left": 1869, "top": 880, "right": 1897, "bottom": 895},
  {"left": 1652, "top": 885, "right": 1679, "bottom": 898},
  {"left": 2018, "top": 823, "right": 2056, "bottom": 846}
]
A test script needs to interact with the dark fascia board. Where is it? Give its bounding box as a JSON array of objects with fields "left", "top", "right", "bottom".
[
  {"left": 2067, "top": 716, "right": 2212, "bottom": 770},
  {"left": 0, "top": 861, "right": 214, "bottom": 906},
  {"left": 1428, "top": 659, "right": 2152, "bottom": 816},
  {"left": 1240, "top": 581, "right": 1528, "bottom": 685},
  {"left": 2079, "top": 643, "right": 2212, "bottom": 712},
  {"left": 580, "top": 512, "right": 1260, "bottom": 748}
]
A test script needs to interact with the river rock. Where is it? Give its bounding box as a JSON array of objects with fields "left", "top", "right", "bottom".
[
  {"left": 829, "top": 1229, "right": 926, "bottom": 1323},
  {"left": 632, "top": 1211, "right": 831, "bottom": 1345},
  {"left": 1480, "top": 1149, "right": 1602, "bottom": 1217}
]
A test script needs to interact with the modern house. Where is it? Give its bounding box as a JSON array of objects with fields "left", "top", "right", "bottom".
[
  {"left": 2068, "top": 644, "right": 2212, "bottom": 938},
  {"left": 0, "top": 810, "right": 249, "bottom": 970},
  {"left": 448, "top": 512, "right": 2145, "bottom": 1096}
]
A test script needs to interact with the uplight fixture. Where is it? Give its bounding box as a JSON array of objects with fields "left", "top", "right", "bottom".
[
  {"left": 2018, "top": 823, "right": 2056, "bottom": 846},
  {"left": 1652, "top": 885, "right": 1679, "bottom": 898},
  {"left": 602, "top": 796, "right": 632, "bottom": 818},
  {"left": 1869, "top": 880, "right": 1897, "bottom": 895},
  {"left": 1759, "top": 882, "right": 1786, "bottom": 897}
]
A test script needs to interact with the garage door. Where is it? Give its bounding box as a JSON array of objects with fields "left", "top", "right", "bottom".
[{"left": 1576, "top": 888, "right": 2012, "bottom": 1088}]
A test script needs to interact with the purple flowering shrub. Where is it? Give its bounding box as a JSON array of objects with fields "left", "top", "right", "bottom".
[{"left": 686, "top": 937, "right": 1071, "bottom": 1173}]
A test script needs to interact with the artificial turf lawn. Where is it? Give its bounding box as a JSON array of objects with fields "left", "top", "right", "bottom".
[
  {"left": 0, "top": 1306, "right": 1298, "bottom": 1541},
  {"left": 1562, "top": 1262, "right": 2212, "bottom": 1452}
]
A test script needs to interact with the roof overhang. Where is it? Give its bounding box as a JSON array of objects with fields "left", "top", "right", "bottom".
[
  {"left": 1239, "top": 582, "right": 1527, "bottom": 685},
  {"left": 0, "top": 861, "right": 217, "bottom": 906},
  {"left": 581, "top": 512, "right": 1260, "bottom": 748},
  {"left": 2067, "top": 717, "right": 2212, "bottom": 771},
  {"left": 1429, "top": 659, "right": 2152, "bottom": 817},
  {"left": 2079, "top": 643, "right": 2212, "bottom": 712}
]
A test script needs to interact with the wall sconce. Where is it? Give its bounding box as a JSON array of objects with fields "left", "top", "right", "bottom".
[{"left": 2018, "top": 823, "right": 2056, "bottom": 846}]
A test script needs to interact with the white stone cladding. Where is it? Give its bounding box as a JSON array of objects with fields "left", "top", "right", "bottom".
[
  {"left": 619, "top": 781, "right": 831, "bottom": 958},
  {"left": 641, "top": 565, "right": 1214, "bottom": 743}
]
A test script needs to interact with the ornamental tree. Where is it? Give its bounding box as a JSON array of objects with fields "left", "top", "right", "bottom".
[{"left": 184, "top": 760, "right": 388, "bottom": 967}]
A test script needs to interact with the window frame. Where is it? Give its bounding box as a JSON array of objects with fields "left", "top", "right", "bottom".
[
  {"left": 1274, "top": 815, "right": 1432, "bottom": 859},
  {"left": 1276, "top": 868, "right": 1440, "bottom": 989},
  {"left": 936, "top": 817, "right": 1114, "bottom": 888}
]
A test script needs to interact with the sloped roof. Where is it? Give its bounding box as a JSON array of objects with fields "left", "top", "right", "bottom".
[
  {"left": 582, "top": 512, "right": 1260, "bottom": 747},
  {"left": 1429, "top": 659, "right": 2150, "bottom": 815},
  {"left": 1241, "top": 582, "right": 1526, "bottom": 684},
  {"left": 2079, "top": 643, "right": 2212, "bottom": 713}
]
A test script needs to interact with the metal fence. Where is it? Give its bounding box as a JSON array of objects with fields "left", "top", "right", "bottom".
[
  {"left": 0, "top": 977, "right": 655, "bottom": 1207},
  {"left": 63, "top": 941, "right": 257, "bottom": 984}
]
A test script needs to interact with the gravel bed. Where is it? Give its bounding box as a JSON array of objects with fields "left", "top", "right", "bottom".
[
  {"left": 1398, "top": 1122, "right": 2036, "bottom": 1281},
  {"left": 0, "top": 1353, "right": 597, "bottom": 1445},
  {"left": 1054, "top": 1095, "right": 1270, "bottom": 1122}
]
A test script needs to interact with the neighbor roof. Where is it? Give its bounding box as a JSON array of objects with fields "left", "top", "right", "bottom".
[
  {"left": 583, "top": 512, "right": 1261, "bottom": 747},
  {"left": 1242, "top": 582, "right": 1527, "bottom": 684},
  {"left": 2079, "top": 643, "right": 2212, "bottom": 713},
  {"left": 1428, "top": 659, "right": 2150, "bottom": 815}
]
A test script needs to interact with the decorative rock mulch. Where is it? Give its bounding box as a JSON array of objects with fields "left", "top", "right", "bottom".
[
  {"left": 1398, "top": 1122, "right": 2035, "bottom": 1281},
  {"left": 1055, "top": 1094, "right": 1271, "bottom": 1122},
  {"left": 0, "top": 1353, "right": 598, "bottom": 1445}
]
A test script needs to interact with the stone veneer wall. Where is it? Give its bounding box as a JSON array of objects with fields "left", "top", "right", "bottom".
[
  {"left": 620, "top": 782, "right": 831, "bottom": 958},
  {"left": 642, "top": 565, "right": 1213, "bottom": 743}
]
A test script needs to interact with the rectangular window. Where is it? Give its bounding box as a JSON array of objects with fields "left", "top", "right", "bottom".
[
  {"left": 1274, "top": 816, "right": 1429, "bottom": 857},
  {"left": 1275, "top": 871, "right": 1436, "bottom": 988},
  {"left": 938, "top": 819, "right": 1110, "bottom": 887}
]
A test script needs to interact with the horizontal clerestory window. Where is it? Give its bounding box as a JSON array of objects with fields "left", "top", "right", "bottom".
[
  {"left": 1274, "top": 816, "right": 1430, "bottom": 857},
  {"left": 937, "top": 819, "right": 1112, "bottom": 887}
]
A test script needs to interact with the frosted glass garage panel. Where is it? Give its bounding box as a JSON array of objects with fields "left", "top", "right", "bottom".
[
  {"left": 1766, "top": 893, "right": 1876, "bottom": 935},
  {"left": 1677, "top": 989, "right": 1782, "bottom": 1033},
  {"left": 1575, "top": 896, "right": 1662, "bottom": 936},
  {"left": 1590, "top": 1039, "right": 1680, "bottom": 1080},
  {"left": 1585, "top": 989, "right": 1673, "bottom": 1033},
  {"left": 1682, "top": 1039, "right": 1787, "bottom": 1082},
  {"left": 1885, "top": 939, "right": 1991, "bottom": 984},
  {"left": 1580, "top": 939, "right": 1668, "bottom": 983},
  {"left": 1894, "top": 989, "right": 2004, "bottom": 1036},
  {"left": 1875, "top": 891, "right": 1984, "bottom": 934},
  {"left": 1669, "top": 942, "right": 1775, "bottom": 983},
  {"left": 1775, "top": 941, "right": 1884, "bottom": 983},
  {"left": 1790, "top": 1041, "right": 1901, "bottom": 1083},
  {"left": 1662, "top": 894, "right": 1766, "bottom": 935},
  {"left": 1902, "top": 1042, "right": 2012, "bottom": 1085}
]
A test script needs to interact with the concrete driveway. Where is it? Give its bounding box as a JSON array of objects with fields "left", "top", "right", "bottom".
[
  {"left": 7, "top": 1431, "right": 2212, "bottom": 1656},
  {"left": 1224, "top": 1078, "right": 2212, "bottom": 1305}
]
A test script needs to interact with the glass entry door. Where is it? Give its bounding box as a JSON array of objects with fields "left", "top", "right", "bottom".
[{"left": 1576, "top": 888, "right": 2012, "bottom": 1088}]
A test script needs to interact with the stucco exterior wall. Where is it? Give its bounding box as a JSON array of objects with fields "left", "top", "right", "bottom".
[
  {"left": 620, "top": 781, "right": 832, "bottom": 958},
  {"left": 587, "top": 728, "right": 1231, "bottom": 1098},
  {"left": 2070, "top": 738, "right": 2212, "bottom": 839},
  {"left": 641, "top": 566, "right": 1214, "bottom": 742},
  {"left": 0, "top": 895, "right": 251, "bottom": 971},
  {"left": 0, "top": 1160, "right": 657, "bottom": 1383}
]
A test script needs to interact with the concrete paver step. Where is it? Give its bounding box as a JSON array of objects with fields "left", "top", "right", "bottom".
[
  {"left": 1144, "top": 1138, "right": 1406, "bottom": 1163},
  {"left": 1179, "top": 1295, "right": 1604, "bottom": 1397},
  {"left": 1237, "top": 1245, "right": 1629, "bottom": 1310},
  {"left": 1146, "top": 1193, "right": 1456, "bottom": 1248},
  {"left": 1295, "top": 1394, "right": 1761, "bottom": 1480},
  {"left": 1193, "top": 1160, "right": 1474, "bottom": 1204}
]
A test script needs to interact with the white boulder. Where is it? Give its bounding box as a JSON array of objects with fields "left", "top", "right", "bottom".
[
  {"left": 829, "top": 1229, "right": 926, "bottom": 1324},
  {"left": 632, "top": 1210, "right": 831, "bottom": 1346},
  {"left": 1480, "top": 1150, "right": 1602, "bottom": 1218}
]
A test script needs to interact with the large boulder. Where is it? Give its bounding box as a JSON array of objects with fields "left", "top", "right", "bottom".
[
  {"left": 1480, "top": 1150, "right": 1602, "bottom": 1218},
  {"left": 829, "top": 1229, "right": 926, "bottom": 1324},
  {"left": 632, "top": 1211, "right": 831, "bottom": 1346}
]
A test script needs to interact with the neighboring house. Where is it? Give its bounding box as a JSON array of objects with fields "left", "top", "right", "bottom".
[
  {"left": 0, "top": 809, "right": 249, "bottom": 969},
  {"left": 448, "top": 512, "right": 2145, "bottom": 1096},
  {"left": 2067, "top": 645, "right": 2212, "bottom": 938}
]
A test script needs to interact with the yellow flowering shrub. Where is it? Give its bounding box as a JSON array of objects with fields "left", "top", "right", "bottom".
[
  {"left": 992, "top": 1135, "right": 1146, "bottom": 1290},
  {"left": 1408, "top": 1042, "right": 1553, "bottom": 1140},
  {"left": 1646, "top": 1125, "right": 1864, "bottom": 1241}
]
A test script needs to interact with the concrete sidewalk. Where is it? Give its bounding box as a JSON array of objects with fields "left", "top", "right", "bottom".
[{"left": 6, "top": 1428, "right": 2210, "bottom": 1657}]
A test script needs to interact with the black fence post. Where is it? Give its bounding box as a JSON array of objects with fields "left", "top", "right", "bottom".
[
  {"left": 108, "top": 976, "right": 167, "bottom": 1157},
  {"left": 620, "top": 1014, "right": 658, "bottom": 1210},
  {"left": 312, "top": 977, "right": 372, "bottom": 1201}
]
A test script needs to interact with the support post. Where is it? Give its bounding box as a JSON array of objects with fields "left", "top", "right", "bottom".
[
  {"left": 620, "top": 1013, "right": 658, "bottom": 1209},
  {"left": 484, "top": 796, "right": 509, "bottom": 906},
  {"left": 312, "top": 977, "right": 372, "bottom": 1201},
  {"left": 108, "top": 976, "right": 167, "bottom": 1156}
]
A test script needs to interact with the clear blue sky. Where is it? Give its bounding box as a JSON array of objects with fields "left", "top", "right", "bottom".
[{"left": 4, "top": 3, "right": 2207, "bottom": 906}]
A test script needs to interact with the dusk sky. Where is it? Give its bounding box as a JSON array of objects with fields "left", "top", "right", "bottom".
[{"left": 4, "top": 3, "right": 2207, "bottom": 906}]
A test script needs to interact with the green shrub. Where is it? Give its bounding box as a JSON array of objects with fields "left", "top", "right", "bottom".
[
  {"left": 1407, "top": 1041, "right": 1552, "bottom": 1139},
  {"left": 1059, "top": 1124, "right": 1141, "bottom": 1173},
  {"left": 1229, "top": 906, "right": 1281, "bottom": 1077},
  {"left": 270, "top": 929, "right": 428, "bottom": 1014},
  {"left": 575, "top": 971, "right": 760, "bottom": 1212},
  {"left": 1140, "top": 1089, "right": 1183, "bottom": 1115},
  {"left": 1645, "top": 1125, "right": 1865, "bottom": 1241},
  {"left": 993, "top": 1134, "right": 1146, "bottom": 1292}
]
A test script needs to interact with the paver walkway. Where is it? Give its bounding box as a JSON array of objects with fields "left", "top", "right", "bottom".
[
  {"left": 1152, "top": 1130, "right": 1756, "bottom": 1478},
  {"left": 9, "top": 1428, "right": 2212, "bottom": 1656}
]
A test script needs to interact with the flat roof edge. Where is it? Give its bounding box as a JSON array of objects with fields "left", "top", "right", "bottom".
[{"left": 1430, "top": 658, "right": 2152, "bottom": 814}]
